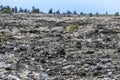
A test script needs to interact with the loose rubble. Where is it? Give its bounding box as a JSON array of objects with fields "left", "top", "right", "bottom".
[{"left": 0, "top": 13, "right": 120, "bottom": 80}]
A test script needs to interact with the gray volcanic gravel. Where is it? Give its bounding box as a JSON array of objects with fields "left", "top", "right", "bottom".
[{"left": 0, "top": 13, "right": 120, "bottom": 80}]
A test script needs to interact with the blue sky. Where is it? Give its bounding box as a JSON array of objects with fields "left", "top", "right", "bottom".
[{"left": 0, "top": 0, "right": 120, "bottom": 14}]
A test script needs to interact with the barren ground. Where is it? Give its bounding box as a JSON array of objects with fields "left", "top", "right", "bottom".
[{"left": 0, "top": 13, "right": 120, "bottom": 80}]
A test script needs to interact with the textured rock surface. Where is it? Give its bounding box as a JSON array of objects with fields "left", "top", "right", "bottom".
[{"left": 0, "top": 13, "right": 120, "bottom": 80}]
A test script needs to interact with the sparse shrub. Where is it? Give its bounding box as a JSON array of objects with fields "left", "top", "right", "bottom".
[
  {"left": 0, "top": 32, "right": 7, "bottom": 43},
  {"left": 80, "top": 72, "right": 87, "bottom": 76},
  {"left": 66, "top": 24, "right": 79, "bottom": 32}
]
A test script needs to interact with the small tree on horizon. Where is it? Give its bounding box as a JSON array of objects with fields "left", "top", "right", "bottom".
[
  {"left": 0, "top": 5, "right": 3, "bottom": 11},
  {"left": 106, "top": 12, "right": 108, "bottom": 15},
  {"left": 31, "top": 6, "right": 35, "bottom": 13},
  {"left": 48, "top": 8, "right": 53, "bottom": 14},
  {"left": 67, "top": 10, "right": 72, "bottom": 14},
  {"left": 96, "top": 12, "right": 99, "bottom": 16},
  {"left": 73, "top": 10, "right": 77, "bottom": 14},
  {"left": 12, "top": 8, "right": 15, "bottom": 12},
  {"left": 24, "top": 9, "right": 28, "bottom": 13},
  {"left": 80, "top": 12, "right": 84, "bottom": 15},
  {"left": 89, "top": 13, "right": 93, "bottom": 17},
  {"left": 19, "top": 7, "right": 23, "bottom": 12},
  {"left": 14, "top": 7, "right": 17, "bottom": 13},
  {"left": 31, "top": 7, "right": 40, "bottom": 13},
  {"left": 56, "top": 10, "right": 60, "bottom": 14}
]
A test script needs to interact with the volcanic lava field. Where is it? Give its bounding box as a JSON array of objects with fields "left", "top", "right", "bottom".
[{"left": 0, "top": 13, "right": 120, "bottom": 80}]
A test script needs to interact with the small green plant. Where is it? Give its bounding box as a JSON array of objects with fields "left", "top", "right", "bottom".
[
  {"left": 66, "top": 24, "right": 79, "bottom": 32},
  {"left": 0, "top": 32, "right": 7, "bottom": 43}
]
